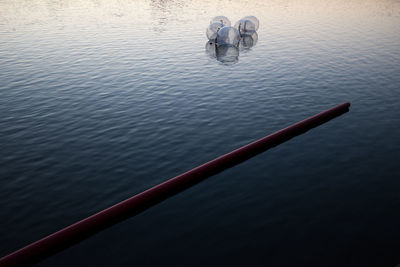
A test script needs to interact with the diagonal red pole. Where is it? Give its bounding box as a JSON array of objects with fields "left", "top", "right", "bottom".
[{"left": 0, "top": 102, "right": 350, "bottom": 266}]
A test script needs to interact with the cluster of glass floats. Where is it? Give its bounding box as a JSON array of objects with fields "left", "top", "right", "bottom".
[{"left": 206, "top": 16, "right": 259, "bottom": 64}]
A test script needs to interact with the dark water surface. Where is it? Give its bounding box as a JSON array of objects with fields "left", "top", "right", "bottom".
[{"left": 1, "top": 0, "right": 400, "bottom": 266}]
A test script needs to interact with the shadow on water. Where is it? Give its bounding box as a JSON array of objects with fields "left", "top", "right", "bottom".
[{"left": 205, "top": 32, "right": 258, "bottom": 65}]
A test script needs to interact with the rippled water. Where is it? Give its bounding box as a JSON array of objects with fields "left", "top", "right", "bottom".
[{"left": 1, "top": 0, "right": 400, "bottom": 266}]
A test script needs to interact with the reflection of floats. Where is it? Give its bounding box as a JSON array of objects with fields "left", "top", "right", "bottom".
[
  {"left": 239, "top": 32, "right": 258, "bottom": 51},
  {"left": 205, "top": 42, "right": 239, "bottom": 65},
  {"left": 205, "top": 31, "right": 258, "bottom": 65}
]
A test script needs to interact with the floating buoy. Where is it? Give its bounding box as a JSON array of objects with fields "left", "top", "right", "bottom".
[
  {"left": 206, "top": 21, "right": 224, "bottom": 41},
  {"left": 206, "top": 16, "right": 259, "bottom": 64},
  {"left": 210, "top": 16, "right": 231, "bottom": 27},
  {"left": 216, "top": 26, "right": 241, "bottom": 46},
  {"left": 242, "top": 15, "right": 259, "bottom": 31},
  {"left": 0, "top": 102, "right": 350, "bottom": 266},
  {"left": 234, "top": 19, "right": 256, "bottom": 35},
  {"left": 206, "top": 15, "right": 259, "bottom": 47}
]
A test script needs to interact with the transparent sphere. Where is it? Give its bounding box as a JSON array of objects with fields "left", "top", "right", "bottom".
[
  {"left": 210, "top": 16, "right": 231, "bottom": 27},
  {"left": 216, "top": 26, "right": 240, "bottom": 47},
  {"left": 206, "top": 22, "right": 224, "bottom": 41},
  {"left": 234, "top": 19, "right": 256, "bottom": 35},
  {"left": 239, "top": 32, "right": 258, "bottom": 51},
  {"left": 242, "top": 15, "right": 259, "bottom": 31}
]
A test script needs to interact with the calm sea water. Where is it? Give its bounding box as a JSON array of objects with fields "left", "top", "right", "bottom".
[{"left": 1, "top": 0, "right": 400, "bottom": 266}]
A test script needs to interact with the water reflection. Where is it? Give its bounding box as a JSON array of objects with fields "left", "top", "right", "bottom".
[
  {"left": 205, "top": 32, "right": 258, "bottom": 65},
  {"left": 149, "top": 0, "right": 186, "bottom": 32},
  {"left": 205, "top": 42, "right": 239, "bottom": 65},
  {"left": 239, "top": 32, "right": 258, "bottom": 51}
]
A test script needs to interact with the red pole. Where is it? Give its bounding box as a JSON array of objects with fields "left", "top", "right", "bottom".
[{"left": 0, "top": 102, "right": 350, "bottom": 266}]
